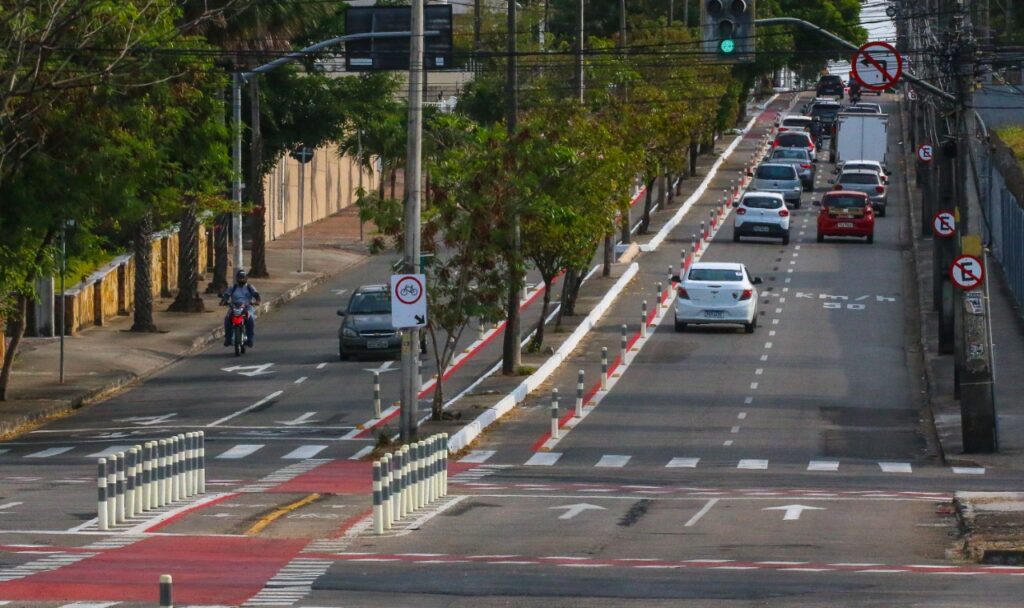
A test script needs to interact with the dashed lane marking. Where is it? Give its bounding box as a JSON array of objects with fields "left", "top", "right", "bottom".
[
  {"left": 879, "top": 462, "right": 913, "bottom": 474},
  {"left": 525, "top": 452, "right": 562, "bottom": 466},
  {"left": 25, "top": 447, "right": 73, "bottom": 458},
  {"left": 460, "top": 450, "right": 497, "bottom": 464},
  {"left": 666, "top": 458, "right": 700, "bottom": 468},
  {"left": 737, "top": 459, "right": 769, "bottom": 470},
  {"left": 282, "top": 445, "right": 327, "bottom": 460},
  {"left": 952, "top": 467, "right": 986, "bottom": 475},
  {"left": 808, "top": 461, "right": 840, "bottom": 472},
  {"left": 595, "top": 455, "right": 631, "bottom": 468},
  {"left": 217, "top": 444, "right": 264, "bottom": 459}
]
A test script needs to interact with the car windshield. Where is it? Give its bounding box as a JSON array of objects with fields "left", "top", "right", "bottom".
[
  {"left": 771, "top": 149, "right": 807, "bottom": 160},
  {"left": 782, "top": 118, "right": 811, "bottom": 127},
  {"left": 348, "top": 292, "right": 391, "bottom": 314},
  {"left": 776, "top": 133, "right": 809, "bottom": 146},
  {"left": 688, "top": 268, "right": 744, "bottom": 282},
  {"left": 742, "top": 196, "right": 784, "bottom": 209},
  {"left": 840, "top": 174, "right": 880, "bottom": 185},
  {"left": 845, "top": 163, "right": 880, "bottom": 173},
  {"left": 757, "top": 165, "right": 797, "bottom": 180},
  {"left": 825, "top": 195, "right": 867, "bottom": 209},
  {"left": 812, "top": 108, "right": 840, "bottom": 121}
]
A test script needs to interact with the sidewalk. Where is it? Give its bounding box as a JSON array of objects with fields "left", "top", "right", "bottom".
[{"left": 0, "top": 207, "right": 371, "bottom": 436}]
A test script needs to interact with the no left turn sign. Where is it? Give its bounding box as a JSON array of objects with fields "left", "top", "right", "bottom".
[
  {"left": 851, "top": 41, "right": 903, "bottom": 92},
  {"left": 917, "top": 144, "right": 933, "bottom": 163},
  {"left": 949, "top": 255, "right": 984, "bottom": 290},
  {"left": 932, "top": 211, "right": 956, "bottom": 238}
]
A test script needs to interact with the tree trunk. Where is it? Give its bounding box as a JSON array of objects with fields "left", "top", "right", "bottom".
[
  {"left": 602, "top": 234, "right": 613, "bottom": 277},
  {"left": 640, "top": 176, "right": 655, "bottom": 234},
  {"left": 689, "top": 141, "right": 699, "bottom": 177},
  {"left": 249, "top": 77, "right": 269, "bottom": 278},
  {"left": 205, "top": 213, "right": 230, "bottom": 295},
  {"left": 529, "top": 274, "right": 553, "bottom": 351},
  {"left": 379, "top": 163, "right": 386, "bottom": 199},
  {"left": 167, "top": 201, "right": 205, "bottom": 313},
  {"left": 555, "top": 267, "right": 577, "bottom": 329},
  {"left": 131, "top": 211, "right": 159, "bottom": 332},
  {"left": 0, "top": 294, "right": 28, "bottom": 401},
  {"left": 620, "top": 202, "right": 631, "bottom": 244},
  {"left": 390, "top": 168, "right": 397, "bottom": 200}
]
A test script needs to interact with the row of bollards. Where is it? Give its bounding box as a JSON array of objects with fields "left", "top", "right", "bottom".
[
  {"left": 96, "top": 432, "right": 205, "bottom": 530},
  {"left": 373, "top": 433, "right": 449, "bottom": 535}
]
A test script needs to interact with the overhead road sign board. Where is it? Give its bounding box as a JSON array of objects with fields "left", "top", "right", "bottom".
[{"left": 345, "top": 6, "right": 453, "bottom": 72}]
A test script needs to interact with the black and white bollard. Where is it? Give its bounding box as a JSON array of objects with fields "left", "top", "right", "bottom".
[
  {"left": 477, "top": 318, "right": 486, "bottom": 342},
  {"left": 372, "top": 460, "right": 383, "bottom": 535},
  {"left": 575, "top": 370, "right": 585, "bottom": 417},
  {"left": 97, "top": 458, "right": 108, "bottom": 531},
  {"left": 132, "top": 445, "right": 143, "bottom": 515},
  {"left": 198, "top": 431, "right": 206, "bottom": 494},
  {"left": 620, "top": 324, "right": 628, "bottom": 363},
  {"left": 372, "top": 372, "right": 382, "bottom": 419},
  {"left": 657, "top": 282, "right": 665, "bottom": 307},
  {"left": 641, "top": 301, "right": 648, "bottom": 338},
  {"left": 125, "top": 448, "right": 136, "bottom": 519},
  {"left": 667, "top": 266, "right": 674, "bottom": 285},
  {"left": 441, "top": 433, "right": 449, "bottom": 496},
  {"left": 400, "top": 445, "right": 411, "bottom": 518},
  {"left": 156, "top": 439, "right": 167, "bottom": 507},
  {"left": 550, "top": 389, "right": 560, "bottom": 440},
  {"left": 142, "top": 441, "right": 153, "bottom": 511},
  {"left": 105, "top": 454, "right": 116, "bottom": 528},
  {"left": 393, "top": 448, "right": 405, "bottom": 520},
  {"left": 601, "top": 347, "right": 608, "bottom": 390},
  {"left": 418, "top": 441, "right": 428, "bottom": 509},
  {"left": 381, "top": 454, "right": 392, "bottom": 530},
  {"left": 115, "top": 452, "right": 126, "bottom": 523},
  {"left": 159, "top": 573, "right": 173, "bottom": 608}
]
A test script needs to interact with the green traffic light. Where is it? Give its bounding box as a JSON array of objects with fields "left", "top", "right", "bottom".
[{"left": 720, "top": 38, "right": 735, "bottom": 53}]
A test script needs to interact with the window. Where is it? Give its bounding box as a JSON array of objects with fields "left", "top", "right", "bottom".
[
  {"left": 824, "top": 195, "right": 868, "bottom": 209},
  {"left": 348, "top": 292, "right": 392, "bottom": 314},
  {"left": 756, "top": 165, "right": 798, "bottom": 180},
  {"left": 776, "top": 134, "right": 811, "bottom": 147},
  {"left": 688, "top": 268, "right": 744, "bottom": 282},
  {"left": 841, "top": 173, "right": 880, "bottom": 185},
  {"left": 772, "top": 149, "right": 807, "bottom": 160},
  {"left": 742, "top": 196, "right": 784, "bottom": 209}
]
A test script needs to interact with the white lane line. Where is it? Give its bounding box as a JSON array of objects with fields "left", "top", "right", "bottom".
[
  {"left": 779, "top": 297, "right": 786, "bottom": 303},
  {"left": 525, "top": 452, "right": 562, "bottom": 466},
  {"left": 217, "top": 444, "right": 264, "bottom": 459},
  {"left": 782, "top": 287, "right": 789, "bottom": 292},
  {"left": 744, "top": 396, "right": 754, "bottom": 404},
  {"left": 461, "top": 450, "right": 497, "bottom": 464},
  {"left": 737, "top": 412, "right": 747, "bottom": 419},
  {"left": 317, "top": 363, "right": 328, "bottom": 370},
  {"left": 0, "top": 502, "right": 22, "bottom": 512},
  {"left": 952, "top": 467, "right": 985, "bottom": 475},
  {"left": 879, "top": 462, "right": 913, "bottom": 474},
  {"left": 207, "top": 391, "right": 284, "bottom": 428},
  {"left": 794, "top": 245, "right": 801, "bottom": 250},
  {"left": 807, "top": 460, "right": 840, "bottom": 472},
  {"left": 769, "top": 330, "right": 776, "bottom": 336},
  {"left": 723, "top": 440, "right": 734, "bottom": 447},
  {"left": 596, "top": 455, "right": 631, "bottom": 468},
  {"left": 282, "top": 445, "right": 327, "bottom": 460},
  {"left": 738, "top": 459, "right": 768, "bottom": 470},
  {"left": 685, "top": 498, "right": 719, "bottom": 527},
  {"left": 775, "top": 308, "right": 783, "bottom": 313},
  {"left": 761, "top": 353, "right": 769, "bottom": 361},
  {"left": 765, "top": 342, "right": 773, "bottom": 349},
  {"left": 730, "top": 426, "right": 741, "bottom": 434},
  {"left": 26, "top": 447, "right": 73, "bottom": 458},
  {"left": 666, "top": 457, "right": 700, "bottom": 468},
  {"left": 294, "top": 376, "right": 308, "bottom": 384},
  {"left": 755, "top": 368, "right": 764, "bottom": 375},
  {"left": 750, "top": 382, "right": 759, "bottom": 390},
  {"left": 785, "top": 278, "right": 792, "bottom": 283},
  {"left": 772, "top": 319, "right": 779, "bottom": 325},
  {"left": 349, "top": 445, "right": 374, "bottom": 460},
  {"left": 86, "top": 446, "right": 132, "bottom": 458}
]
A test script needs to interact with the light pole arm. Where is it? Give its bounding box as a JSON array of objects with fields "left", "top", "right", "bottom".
[{"left": 754, "top": 17, "right": 956, "bottom": 103}]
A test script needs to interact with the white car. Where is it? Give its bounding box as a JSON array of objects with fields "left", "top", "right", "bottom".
[
  {"left": 733, "top": 192, "right": 791, "bottom": 244},
  {"left": 673, "top": 262, "right": 762, "bottom": 333},
  {"left": 778, "top": 114, "right": 814, "bottom": 134}
]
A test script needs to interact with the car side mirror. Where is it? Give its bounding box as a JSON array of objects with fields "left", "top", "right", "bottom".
[
  {"left": 671, "top": 275, "right": 681, "bottom": 283},
  {"left": 753, "top": 277, "right": 763, "bottom": 285},
  {"left": 337, "top": 309, "right": 346, "bottom": 317},
  {"left": 812, "top": 200, "right": 821, "bottom": 206}
]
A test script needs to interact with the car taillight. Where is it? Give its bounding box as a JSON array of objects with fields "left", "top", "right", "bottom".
[
  {"left": 735, "top": 207, "right": 746, "bottom": 215},
  {"left": 677, "top": 287, "right": 690, "bottom": 299},
  {"left": 808, "top": 143, "right": 815, "bottom": 151},
  {"left": 771, "top": 141, "right": 778, "bottom": 147},
  {"left": 779, "top": 127, "right": 788, "bottom": 132},
  {"left": 800, "top": 163, "right": 812, "bottom": 169},
  {"left": 834, "top": 184, "right": 842, "bottom": 190},
  {"left": 875, "top": 185, "right": 885, "bottom": 193},
  {"left": 738, "top": 289, "right": 753, "bottom": 301},
  {"left": 779, "top": 209, "right": 790, "bottom": 217}
]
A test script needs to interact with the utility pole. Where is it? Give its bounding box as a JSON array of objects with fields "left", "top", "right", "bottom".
[
  {"left": 618, "top": 0, "right": 631, "bottom": 247},
  {"left": 604, "top": 0, "right": 627, "bottom": 277},
  {"left": 232, "top": 73, "right": 244, "bottom": 274},
  {"left": 401, "top": 0, "right": 426, "bottom": 441},
  {"left": 576, "top": 0, "right": 585, "bottom": 104},
  {"left": 502, "top": 0, "right": 522, "bottom": 375}
]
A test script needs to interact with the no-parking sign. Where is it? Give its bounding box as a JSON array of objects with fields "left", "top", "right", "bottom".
[
  {"left": 932, "top": 211, "right": 956, "bottom": 238},
  {"left": 851, "top": 41, "right": 903, "bottom": 92},
  {"left": 917, "top": 144, "right": 933, "bottom": 163},
  {"left": 949, "top": 255, "right": 984, "bottom": 291}
]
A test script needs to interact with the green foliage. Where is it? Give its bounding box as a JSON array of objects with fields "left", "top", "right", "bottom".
[{"left": 996, "top": 126, "right": 1024, "bottom": 165}]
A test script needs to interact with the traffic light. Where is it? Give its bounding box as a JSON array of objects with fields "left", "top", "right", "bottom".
[{"left": 702, "top": 0, "right": 755, "bottom": 61}]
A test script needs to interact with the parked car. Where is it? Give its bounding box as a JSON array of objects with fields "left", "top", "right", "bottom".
[
  {"left": 337, "top": 284, "right": 400, "bottom": 360},
  {"left": 778, "top": 115, "right": 814, "bottom": 134},
  {"left": 768, "top": 147, "right": 816, "bottom": 190},
  {"left": 750, "top": 162, "right": 804, "bottom": 208},
  {"left": 673, "top": 262, "right": 762, "bottom": 333},
  {"left": 832, "top": 168, "right": 888, "bottom": 216},
  {"left": 733, "top": 192, "right": 790, "bottom": 244},
  {"left": 815, "top": 191, "right": 875, "bottom": 243},
  {"left": 816, "top": 74, "right": 845, "bottom": 99}
]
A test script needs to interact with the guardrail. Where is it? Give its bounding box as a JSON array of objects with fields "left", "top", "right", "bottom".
[
  {"left": 96, "top": 432, "right": 206, "bottom": 530},
  {"left": 372, "top": 433, "right": 448, "bottom": 534}
]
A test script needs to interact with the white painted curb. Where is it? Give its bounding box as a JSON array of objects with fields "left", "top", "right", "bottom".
[{"left": 447, "top": 263, "right": 639, "bottom": 453}]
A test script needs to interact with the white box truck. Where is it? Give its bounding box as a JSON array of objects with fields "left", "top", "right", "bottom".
[{"left": 831, "top": 113, "right": 888, "bottom": 166}]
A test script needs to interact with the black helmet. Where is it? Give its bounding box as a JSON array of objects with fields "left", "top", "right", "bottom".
[{"left": 236, "top": 269, "right": 247, "bottom": 284}]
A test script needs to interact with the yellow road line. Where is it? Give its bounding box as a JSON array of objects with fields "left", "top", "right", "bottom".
[{"left": 246, "top": 493, "right": 321, "bottom": 535}]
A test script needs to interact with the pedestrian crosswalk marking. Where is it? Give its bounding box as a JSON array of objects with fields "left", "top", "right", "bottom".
[
  {"left": 26, "top": 447, "right": 73, "bottom": 458},
  {"left": 217, "top": 444, "right": 264, "bottom": 459},
  {"left": 879, "top": 462, "right": 912, "bottom": 474},
  {"left": 524, "top": 452, "right": 562, "bottom": 466},
  {"left": 461, "top": 450, "right": 497, "bottom": 464},
  {"left": 595, "top": 455, "right": 631, "bottom": 468},
  {"left": 86, "top": 446, "right": 133, "bottom": 458},
  {"left": 282, "top": 445, "right": 327, "bottom": 460}
]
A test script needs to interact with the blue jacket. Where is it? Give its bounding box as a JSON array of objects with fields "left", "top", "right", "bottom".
[{"left": 223, "top": 283, "right": 260, "bottom": 307}]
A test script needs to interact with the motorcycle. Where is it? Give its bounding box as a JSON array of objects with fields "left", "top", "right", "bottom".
[
  {"left": 849, "top": 88, "right": 862, "bottom": 105},
  {"left": 227, "top": 300, "right": 250, "bottom": 356}
]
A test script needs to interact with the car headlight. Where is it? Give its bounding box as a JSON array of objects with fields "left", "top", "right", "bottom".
[
  {"left": 793, "top": 185, "right": 802, "bottom": 190},
  {"left": 342, "top": 327, "right": 359, "bottom": 338}
]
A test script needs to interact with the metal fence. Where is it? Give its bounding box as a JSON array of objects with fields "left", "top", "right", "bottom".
[{"left": 981, "top": 151, "right": 1024, "bottom": 312}]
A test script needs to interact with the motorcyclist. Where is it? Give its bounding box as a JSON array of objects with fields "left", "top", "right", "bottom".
[
  {"left": 848, "top": 79, "right": 862, "bottom": 103},
  {"left": 222, "top": 269, "right": 260, "bottom": 347}
]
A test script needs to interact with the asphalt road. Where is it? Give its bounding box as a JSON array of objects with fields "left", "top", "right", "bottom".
[{"left": 1, "top": 92, "right": 1022, "bottom": 607}]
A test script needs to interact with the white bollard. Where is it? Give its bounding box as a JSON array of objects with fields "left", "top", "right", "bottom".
[
  {"left": 400, "top": 445, "right": 411, "bottom": 518},
  {"left": 115, "top": 452, "right": 126, "bottom": 523},
  {"left": 575, "top": 369, "right": 585, "bottom": 418},
  {"left": 106, "top": 456, "right": 116, "bottom": 528},
  {"left": 442, "top": 433, "right": 449, "bottom": 496},
  {"left": 392, "top": 448, "right": 404, "bottom": 520},
  {"left": 620, "top": 324, "right": 628, "bottom": 363},
  {"left": 198, "top": 431, "right": 206, "bottom": 494},
  {"left": 173, "top": 434, "right": 183, "bottom": 501},
  {"left": 601, "top": 347, "right": 608, "bottom": 390},
  {"left": 373, "top": 372, "right": 381, "bottom": 419},
  {"left": 432, "top": 436, "right": 441, "bottom": 502},
  {"left": 477, "top": 318, "right": 486, "bottom": 342},
  {"left": 418, "top": 441, "right": 428, "bottom": 509},
  {"left": 142, "top": 442, "right": 153, "bottom": 511},
  {"left": 184, "top": 433, "right": 194, "bottom": 497},
  {"left": 133, "top": 445, "right": 143, "bottom": 515},
  {"left": 158, "top": 439, "right": 168, "bottom": 507},
  {"left": 372, "top": 460, "right": 383, "bottom": 535},
  {"left": 381, "top": 454, "right": 392, "bottom": 530},
  {"left": 641, "top": 300, "right": 648, "bottom": 338},
  {"left": 125, "top": 449, "right": 136, "bottom": 519},
  {"left": 550, "top": 389, "right": 560, "bottom": 440},
  {"left": 97, "top": 459, "right": 108, "bottom": 531}
]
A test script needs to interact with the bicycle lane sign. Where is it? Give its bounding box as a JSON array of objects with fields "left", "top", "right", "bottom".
[
  {"left": 391, "top": 274, "right": 427, "bottom": 328},
  {"left": 851, "top": 41, "right": 903, "bottom": 92}
]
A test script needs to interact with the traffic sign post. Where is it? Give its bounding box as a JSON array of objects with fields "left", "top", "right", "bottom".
[
  {"left": 850, "top": 41, "right": 903, "bottom": 92},
  {"left": 949, "top": 255, "right": 984, "bottom": 290},
  {"left": 391, "top": 274, "right": 427, "bottom": 328},
  {"left": 916, "top": 144, "right": 933, "bottom": 163},
  {"left": 932, "top": 211, "right": 956, "bottom": 238}
]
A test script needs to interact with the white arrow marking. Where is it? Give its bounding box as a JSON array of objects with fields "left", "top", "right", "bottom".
[
  {"left": 364, "top": 360, "right": 397, "bottom": 374},
  {"left": 277, "top": 412, "right": 317, "bottom": 426},
  {"left": 762, "top": 504, "right": 825, "bottom": 521},
  {"left": 550, "top": 503, "right": 606, "bottom": 520},
  {"left": 113, "top": 413, "right": 178, "bottom": 426},
  {"left": 221, "top": 363, "right": 276, "bottom": 377}
]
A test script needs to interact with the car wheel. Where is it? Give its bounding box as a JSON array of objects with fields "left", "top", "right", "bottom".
[
  {"left": 744, "top": 317, "right": 757, "bottom": 334},
  {"left": 866, "top": 233, "right": 874, "bottom": 244},
  {"left": 782, "top": 232, "right": 790, "bottom": 245},
  {"left": 674, "top": 317, "right": 687, "bottom": 332},
  {"left": 878, "top": 206, "right": 886, "bottom": 217},
  {"left": 732, "top": 231, "right": 740, "bottom": 243},
  {"left": 817, "top": 232, "right": 825, "bottom": 243}
]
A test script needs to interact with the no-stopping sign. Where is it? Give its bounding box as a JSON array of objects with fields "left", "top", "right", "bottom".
[
  {"left": 851, "top": 41, "right": 903, "bottom": 91},
  {"left": 917, "top": 144, "right": 933, "bottom": 163},
  {"left": 932, "top": 211, "right": 956, "bottom": 238},
  {"left": 949, "top": 255, "right": 984, "bottom": 290}
]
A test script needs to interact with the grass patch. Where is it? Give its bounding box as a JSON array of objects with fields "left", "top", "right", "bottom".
[
  {"left": 516, "top": 365, "right": 537, "bottom": 376},
  {"left": 997, "top": 126, "right": 1024, "bottom": 161}
]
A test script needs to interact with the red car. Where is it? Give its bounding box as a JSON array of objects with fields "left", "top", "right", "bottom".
[
  {"left": 815, "top": 191, "right": 875, "bottom": 244},
  {"left": 772, "top": 131, "right": 816, "bottom": 161}
]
